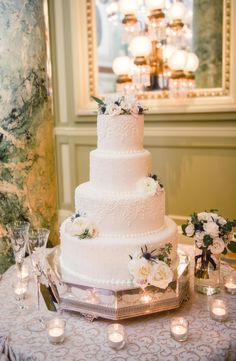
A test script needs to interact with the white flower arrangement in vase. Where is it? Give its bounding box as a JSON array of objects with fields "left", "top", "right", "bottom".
[
  {"left": 182, "top": 209, "right": 236, "bottom": 295},
  {"left": 67, "top": 212, "right": 97, "bottom": 239},
  {"left": 128, "top": 244, "right": 173, "bottom": 289}
]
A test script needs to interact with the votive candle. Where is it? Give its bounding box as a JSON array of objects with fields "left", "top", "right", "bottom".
[
  {"left": 170, "top": 317, "right": 189, "bottom": 342},
  {"left": 210, "top": 299, "right": 228, "bottom": 321},
  {"left": 47, "top": 318, "right": 66, "bottom": 344},
  {"left": 107, "top": 323, "right": 125, "bottom": 350},
  {"left": 224, "top": 274, "right": 236, "bottom": 295}
]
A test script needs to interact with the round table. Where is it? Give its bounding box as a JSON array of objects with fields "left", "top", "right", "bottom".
[{"left": 0, "top": 245, "right": 236, "bottom": 361}]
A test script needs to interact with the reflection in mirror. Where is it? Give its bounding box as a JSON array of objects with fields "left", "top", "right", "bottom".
[{"left": 95, "top": 0, "right": 223, "bottom": 96}]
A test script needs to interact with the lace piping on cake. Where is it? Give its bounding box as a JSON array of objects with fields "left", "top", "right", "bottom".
[{"left": 95, "top": 149, "right": 145, "bottom": 155}]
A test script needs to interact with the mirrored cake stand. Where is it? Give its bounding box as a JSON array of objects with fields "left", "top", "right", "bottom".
[{"left": 46, "top": 246, "right": 190, "bottom": 320}]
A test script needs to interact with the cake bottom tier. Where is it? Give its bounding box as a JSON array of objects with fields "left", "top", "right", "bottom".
[{"left": 60, "top": 216, "right": 178, "bottom": 290}]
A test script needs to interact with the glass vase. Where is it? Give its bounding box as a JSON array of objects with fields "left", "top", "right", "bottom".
[{"left": 194, "top": 246, "right": 220, "bottom": 295}]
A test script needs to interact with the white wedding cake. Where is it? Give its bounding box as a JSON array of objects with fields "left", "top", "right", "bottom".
[{"left": 60, "top": 96, "right": 178, "bottom": 290}]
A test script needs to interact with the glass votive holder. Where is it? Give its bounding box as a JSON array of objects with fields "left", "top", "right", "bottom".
[
  {"left": 107, "top": 323, "right": 126, "bottom": 350},
  {"left": 224, "top": 273, "right": 236, "bottom": 295},
  {"left": 210, "top": 298, "right": 228, "bottom": 322},
  {"left": 17, "top": 264, "right": 29, "bottom": 281},
  {"left": 13, "top": 279, "right": 28, "bottom": 301},
  {"left": 47, "top": 318, "right": 66, "bottom": 344},
  {"left": 170, "top": 317, "right": 189, "bottom": 342}
]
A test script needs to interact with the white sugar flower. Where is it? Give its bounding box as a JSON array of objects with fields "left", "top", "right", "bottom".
[
  {"left": 87, "top": 222, "right": 97, "bottom": 237},
  {"left": 128, "top": 257, "right": 151, "bottom": 288},
  {"left": 71, "top": 216, "right": 89, "bottom": 236},
  {"left": 137, "top": 177, "right": 157, "bottom": 196},
  {"left": 203, "top": 221, "right": 219, "bottom": 238},
  {"left": 209, "top": 238, "right": 225, "bottom": 255},
  {"left": 185, "top": 223, "right": 195, "bottom": 237},
  {"left": 131, "top": 104, "right": 140, "bottom": 114},
  {"left": 106, "top": 103, "right": 121, "bottom": 116},
  {"left": 148, "top": 261, "right": 173, "bottom": 289}
]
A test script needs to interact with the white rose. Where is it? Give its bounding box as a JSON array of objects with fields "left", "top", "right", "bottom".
[
  {"left": 131, "top": 105, "right": 139, "bottom": 114},
  {"left": 197, "top": 212, "right": 210, "bottom": 221},
  {"left": 209, "top": 238, "right": 225, "bottom": 255},
  {"left": 106, "top": 103, "right": 121, "bottom": 116},
  {"left": 203, "top": 221, "right": 219, "bottom": 238},
  {"left": 148, "top": 261, "right": 173, "bottom": 289},
  {"left": 137, "top": 177, "right": 157, "bottom": 196},
  {"left": 128, "top": 257, "right": 151, "bottom": 287},
  {"left": 209, "top": 212, "right": 219, "bottom": 221},
  {"left": 71, "top": 216, "right": 89, "bottom": 236},
  {"left": 185, "top": 223, "right": 195, "bottom": 237},
  {"left": 194, "top": 231, "right": 205, "bottom": 248},
  {"left": 217, "top": 216, "right": 227, "bottom": 226}
]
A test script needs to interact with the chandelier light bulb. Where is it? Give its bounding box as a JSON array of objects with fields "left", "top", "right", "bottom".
[
  {"left": 112, "top": 56, "right": 131, "bottom": 75},
  {"left": 168, "top": 1, "right": 186, "bottom": 21},
  {"left": 168, "top": 49, "right": 188, "bottom": 70},
  {"left": 119, "top": 0, "right": 138, "bottom": 15},
  {"left": 184, "top": 52, "right": 199, "bottom": 72},
  {"left": 129, "top": 36, "right": 152, "bottom": 57},
  {"left": 106, "top": 2, "right": 119, "bottom": 16},
  {"left": 145, "top": 0, "right": 165, "bottom": 10},
  {"left": 162, "top": 44, "right": 176, "bottom": 60}
]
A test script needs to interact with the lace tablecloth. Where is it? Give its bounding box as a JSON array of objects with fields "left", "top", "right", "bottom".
[{"left": 0, "top": 245, "right": 236, "bottom": 361}]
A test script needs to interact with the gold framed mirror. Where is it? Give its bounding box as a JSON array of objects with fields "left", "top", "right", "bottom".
[{"left": 71, "top": 0, "right": 236, "bottom": 113}]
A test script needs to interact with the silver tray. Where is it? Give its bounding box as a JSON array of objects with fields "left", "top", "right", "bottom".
[{"left": 46, "top": 246, "right": 190, "bottom": 320}]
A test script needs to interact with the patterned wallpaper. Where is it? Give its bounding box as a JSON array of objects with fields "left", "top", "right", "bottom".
[{"left": 0, "top": 0, "right": 58, "bottom": 272}]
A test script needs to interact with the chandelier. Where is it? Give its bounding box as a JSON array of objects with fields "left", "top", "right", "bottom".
[{"left": 106, "top": 0, "right": 199, "bottom": 98}]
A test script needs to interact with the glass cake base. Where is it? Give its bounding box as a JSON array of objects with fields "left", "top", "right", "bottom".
[{"left": 46, "top": 246, "right": 190, "bottom": 320}]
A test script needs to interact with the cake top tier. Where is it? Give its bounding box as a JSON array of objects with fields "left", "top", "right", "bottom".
[{"left": 93, "top": 95, "right": 147, "bottom": 152}]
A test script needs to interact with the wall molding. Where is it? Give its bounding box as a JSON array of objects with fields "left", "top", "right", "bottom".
[{"left": 55, "top": 126, "right": 236, "bottom": 138}]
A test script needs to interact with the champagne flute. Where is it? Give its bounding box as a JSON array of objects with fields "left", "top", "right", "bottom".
[
  {"left": 27, "top": 228, "right": 49, "bottom": 332},
  {"left": 6, "top": 221, "right": 30, "bottom": 279}
]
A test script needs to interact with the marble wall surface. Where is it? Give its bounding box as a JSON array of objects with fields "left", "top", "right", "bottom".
[{"left": 0, "top": 0, "right": 58, "bottom": 272}]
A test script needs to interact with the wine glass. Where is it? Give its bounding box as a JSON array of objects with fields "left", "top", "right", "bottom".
[
  {"left": 27, "top": 228, "right": 49, "bottom": 332},
  {"left": 6, "top": 221, "right": 30, "bottom": 279}
]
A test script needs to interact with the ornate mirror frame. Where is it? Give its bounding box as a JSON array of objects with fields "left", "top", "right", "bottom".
[{"left": 70, "top": 0, "right": 236, "bottom": 115}]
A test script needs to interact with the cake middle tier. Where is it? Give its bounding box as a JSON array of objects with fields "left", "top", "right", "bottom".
[
  {"left": 90, "top": 149, "right": 151, "bottom": 192},
  {"left": 75, "top": 182, "right": 165, "bottom": 236}
]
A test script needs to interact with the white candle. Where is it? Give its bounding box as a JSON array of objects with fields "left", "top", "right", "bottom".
[
  {"left": 170, "top": 317, "right": 188, "bottom": 342},
  {"left": 210, "top": 299, "right": 228, "bottom": 321},
  {"left": 225, "top": 282, "right": 236, "bottom": 294},
  {"left": 47, "top": 318, "right": 66, "bottom": 344},
  {"left": 48, "top": 327, "right": 64, "bottom": 344},
  {"left": 107, "top": 324, "right": 125, "bottom": 350}
]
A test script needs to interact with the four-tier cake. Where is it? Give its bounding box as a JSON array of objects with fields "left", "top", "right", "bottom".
[{"left": 60, "top": 96, "right": 178, "bottom": 291}]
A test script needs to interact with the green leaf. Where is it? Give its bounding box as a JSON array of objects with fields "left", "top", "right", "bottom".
[
  {"left": 91, "top": 95, "right": 104, "bottom": 105},
  {"left": 222, "top": 247, "right": 227, "bottom": 255},
  {"left": 227, "top": 241, "right": 236, "bottom": 253},
  {"left": 203, "top": 234, "right": 213, "bottom": 248}
]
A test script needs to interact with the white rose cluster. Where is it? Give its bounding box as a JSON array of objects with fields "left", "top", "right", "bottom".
[
  {"left": 182, "top": 211, "right": 228, "bottom": 255},
  {"left": 66, "top": 215, "right": 97, "bottom": 239},
  {"left": 128, "top": 251, "right": 173, "bottom": 289}
]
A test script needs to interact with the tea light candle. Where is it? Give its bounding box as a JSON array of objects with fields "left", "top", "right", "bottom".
[
  {"left": 210, "top": 299, "right": 228, "bottom": 321},
  {"left": 224, "top": 274, "right": 236, "bottom": 295},
  {"left": 170, "top": 317, "right": 189, "bottom": 342},
  {"left": 47, "top": 318, "right": 66, "bottom": 344},
  {"left": 107, "top": 323, "right": 125, "bottom": 350},
  {"left": 17, "top": 264, "right": 29, "bottom": 281}
]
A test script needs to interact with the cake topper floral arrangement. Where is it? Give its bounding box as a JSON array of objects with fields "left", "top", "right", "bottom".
[
  {"left": 137, "top": 174, "right": 164, "bottom": 196},
  {"left": 128, "top": 243, "right": 173, "bottom": 289},
  {"left": 92, "top": 95, "right": 147, "bottom": 116},
  {"left": 66, "top": 212, "right": 97, "bottom": 239}
]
